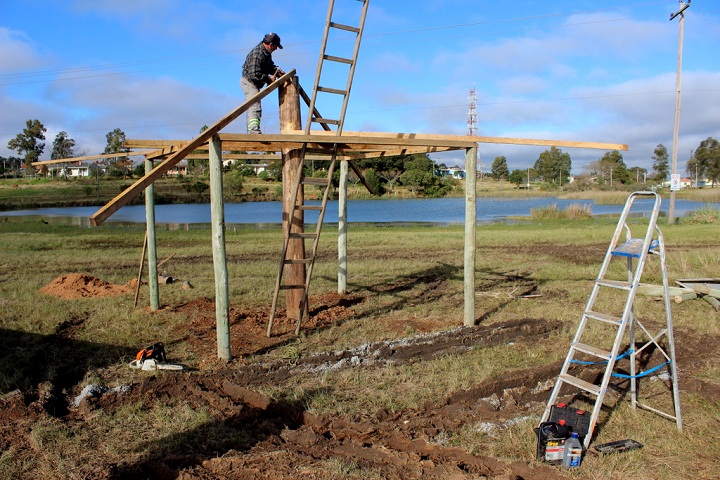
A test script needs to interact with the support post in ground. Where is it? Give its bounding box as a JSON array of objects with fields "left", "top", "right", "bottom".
[
  {"left": 279, "top": 75, "right": 306, "bottom": 320},
  {"left": 464, "top": 146, "right": 477, "bottom": 326},
  {"left": 209, "top": 134, "right": 231, "bottom": 361},
  {"left": 338, "top": 160, "right": 348, "bottom": 294},
  {"left": 144, "top": 158, "right": 159, "bottom": 311}
]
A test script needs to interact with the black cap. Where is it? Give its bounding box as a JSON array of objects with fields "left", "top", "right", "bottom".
[{"left": 263, "top": 33, "right": 283, "bottom": 49}]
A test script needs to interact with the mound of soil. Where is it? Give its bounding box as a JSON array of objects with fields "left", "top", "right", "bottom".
[{"left": 40, "top": 273, "right": 134, "bottom": 299}]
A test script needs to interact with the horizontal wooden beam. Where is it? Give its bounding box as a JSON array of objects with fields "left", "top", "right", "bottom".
[
  {"left": 127, "top": 131, "right": 627, "bottom": 154},
  {"left": 32, "top": 150, "right": 154, "bottom": 166},
  {"left": 89, "top": 69, "right": 296, "bottom": 226}
]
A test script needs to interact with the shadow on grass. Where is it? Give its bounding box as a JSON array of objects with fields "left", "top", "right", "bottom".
[{"left": 0, "top": 326, "right": 136, "bottom": 416}]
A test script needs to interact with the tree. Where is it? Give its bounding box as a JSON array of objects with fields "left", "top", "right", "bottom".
[
  {"left": 508, "top": 169, "right": 527, "bottom": 186},
  {"left": 490, "top": 156, "right": 509, "bottom": 180},
  {"left": 51, "top": 131, "right": 76, "bottom": 160},
  {"left": 534, "top": 146, "right": 571, "bottom": 186},
  {"left": 628, "top": 166, "right": 647, "bottom": 184},
  {"left": 598, "top": 150, "right": 631, "bottom": 185},
  {"left": 7, "top": 119, "right": 46, "bottom": 172},
  {"left": 694, "top": 137, "right": 720, "bottom": 187},
  {"left": 103, "top": 128, "right": 132, "bottom": 178},
  {"left": 400, "top": 169, "right": 432, "bottom": 196},
  {"left": 651, "top": 144, "right": 669, "bottom": 180}
]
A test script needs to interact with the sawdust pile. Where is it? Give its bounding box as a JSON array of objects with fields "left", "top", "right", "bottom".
[{"left": 40, "top": 273, "right": 135, "bottom": 299}]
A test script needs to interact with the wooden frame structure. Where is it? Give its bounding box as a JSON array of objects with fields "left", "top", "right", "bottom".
[{"left": 37, "top": 74, "right": 627, "bottom": 360}]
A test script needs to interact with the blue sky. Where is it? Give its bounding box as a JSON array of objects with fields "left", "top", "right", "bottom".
[{"left": 1, "top": 0, "right": 718, "bottom": 174}]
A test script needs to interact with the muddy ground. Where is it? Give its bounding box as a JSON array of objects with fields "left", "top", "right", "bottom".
[{"left": 2, "top": 272, "right": 719, "bottom": 480}]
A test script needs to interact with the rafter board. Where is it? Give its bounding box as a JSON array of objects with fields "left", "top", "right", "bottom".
[
  {"left": 32, "top": 150, "right": 155, "bottom": 166},
  {"left": 89, "top": 69, "right": 296, "bottom": 226}
]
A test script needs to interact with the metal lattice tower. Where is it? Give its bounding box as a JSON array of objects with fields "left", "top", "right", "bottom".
[
  {"left": 467, "top": 86, "right": 481, "bottom": 178},
  {"left": 467, "top": 87, "right": 478, "bottom": 136}
]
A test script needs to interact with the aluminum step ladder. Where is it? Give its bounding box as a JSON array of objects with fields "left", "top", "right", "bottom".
[
  {"left": 267, "top": 0, "right": 369, "bottom": 337},
  {"left": 540, "top": 191, "right": 682, "bottom": 449}
]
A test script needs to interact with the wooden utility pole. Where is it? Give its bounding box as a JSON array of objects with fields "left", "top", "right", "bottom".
[
  {"left": 464, "top": 146, "right": 477, "bottom": 326},
  {"left": 209, "top": 134, "right": 230, "bottom": 361},
  {"left": 279, "top": 76, "right": 306, "bottom": 320},
  {"left": 144, "top": 158, "right": 159, "bottom": 311},
  {"left": 668, "top": 1, "right": 690, "bottom": 225}
]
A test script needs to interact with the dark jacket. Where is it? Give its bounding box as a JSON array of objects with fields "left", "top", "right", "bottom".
[{"left": 242, "top": 43, "right": 277, "bottom": 88}]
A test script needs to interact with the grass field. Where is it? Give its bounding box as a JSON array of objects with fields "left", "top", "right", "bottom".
[{"left": 0, "top": 210, "right": 719, "bottom": 479}]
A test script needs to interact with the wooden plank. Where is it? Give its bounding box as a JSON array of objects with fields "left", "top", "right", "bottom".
[
  {"left": 89, "top": 69, "right": 296, "bottom": 226},
  {"left": 32, "top": 150, "right": 154, "bottom": 166},
  {"left": 289, "top": 130, "right": 628, "bottom": 151}
]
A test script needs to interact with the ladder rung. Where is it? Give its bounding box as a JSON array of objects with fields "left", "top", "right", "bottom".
[
  {"left": 284, "top": 258, "right": 313, "bottom": 265},
  {"left": 584, "top": 310, "right": 622, "bottom": 326},
  {"left": 299, "top": 205, "right": 323, "bottom": 211},
  {"left": 612, "top": 238, "right": 659, "bottom": 258},
  {"left": 596, "top": 279, "right": 632, "bottom": 290},
  {"left": 317, "top": 86, "right": 347, "bottom": 96},
  {"left": 329, "top": 21, "right": 360, "bottom": 34},
  {"left": 559, "top": 373, "right": 601, "bottom": 396},
  {"left": 279, "top": 284, "right": 305, "bottom": 290},
  {"left": 572, "top": 342, "right": 611, "bottom": 360},
  {"left": 323, "top": 54, "right": 354, "bottom": 65},
  {"left": 311, "top": 117, "right": 340, "bottom": 125},
  {"left": 289, "top": 232, "right": 317, "bottom": 239},
  {"left": 302, "top": 177, "right": 328, "bottom": 185}
]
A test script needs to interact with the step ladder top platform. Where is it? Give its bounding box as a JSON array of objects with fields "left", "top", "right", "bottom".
[{"left": 611, "top": 238, "right": 659, "bottom": 258}]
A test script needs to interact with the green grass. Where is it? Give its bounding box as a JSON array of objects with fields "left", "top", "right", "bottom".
[{"left": 1, "top": 218, "right": 719, "bottom": 479}]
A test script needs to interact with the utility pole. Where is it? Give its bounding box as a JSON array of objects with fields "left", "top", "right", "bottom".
[{"left": 668, "top": 0, "right": 691, "bottom": 224}]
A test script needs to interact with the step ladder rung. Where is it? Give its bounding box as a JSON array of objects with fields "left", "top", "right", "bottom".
[
  {"left": 559, "top": 373, "right": 601, "bottom": 396},
  {"left": 323, "top": 54, "right": 354, "bottom": 65},
  {"left": 317, "top": 86, "right": 347, "bottom": 96},
  {"left": 311, "top": 117, "right": 340, "bottom": 125},
  {"left": 584, "top": 310, "right": 623, "bottom": 326},
  {"left": 596, "top": 279, "right": 632, "bottom": 290},
  {"left": 289, "top": 232, "right": 317, "bottom": 239},
  {"left": 572, "top": 342, "right": 611, "bottom": 360},
  {"left": 279, "top": 284, "right": 305, "bottom": 290},
  {"left": 302, "top": 177, "right": 328, "bottom": 185},
  {"left": 298, "top": 205, "right": 323, "bottom": 211},
  {"left": 329, "top": 21, "right": 360, "bottom": 33}
]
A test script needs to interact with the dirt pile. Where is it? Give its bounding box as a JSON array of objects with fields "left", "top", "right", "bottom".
[{"left": 40, "top": 273, "right": 134, "bottom": 299}]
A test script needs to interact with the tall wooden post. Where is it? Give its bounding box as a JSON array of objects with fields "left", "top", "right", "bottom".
[
  {"left": 279, "top": 75, "right": 305, "bottom": 320},
  {"left": 144, "top": 158, "right": 159, "bottom": 311},
  {"left": 338, "top": 160, "right": 348, "bottom": 294},
  {"left": 464, "top": 146, "right": 477, "bottom": 326},
  {"left": 209, "top": 134, "right": 230, "bottom": 361}
]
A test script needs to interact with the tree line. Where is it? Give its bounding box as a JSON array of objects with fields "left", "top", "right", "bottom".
[
  {"left": 489, "top": 139, "right": 720, "bottom": 188},
  {"left": 2, "top": 119, "right": 132, "bottom": 178}
]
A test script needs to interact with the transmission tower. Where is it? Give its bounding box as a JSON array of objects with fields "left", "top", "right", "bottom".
[
  {"left": 467, "top": 87, "right": 478, "bottom": 136},
  {"left": 467, "top": 87, "right": 482, "bottom": 178}
]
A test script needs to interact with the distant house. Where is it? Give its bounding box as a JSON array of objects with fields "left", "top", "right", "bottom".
[
  {"left": 47, "top": 163, "right": 106, "bottom": 178},
  {"left": 437, "top": 167, "right": 466, "bottom": 179}
]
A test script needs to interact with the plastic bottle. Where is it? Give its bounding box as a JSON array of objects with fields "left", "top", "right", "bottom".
[
  {"left": 555, "top": 419, "right": 570, "bottom": 439},
  {"left": 562, "top": 432, "right": 582, "bottom": 468}
]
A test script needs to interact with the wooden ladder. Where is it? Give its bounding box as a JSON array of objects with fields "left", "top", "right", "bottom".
[
  {"left": 267, "top": 0, "right": 370, "bottom": 337},
  {"left": 540, "top": 191, "right": 682, "bottom": 449}
]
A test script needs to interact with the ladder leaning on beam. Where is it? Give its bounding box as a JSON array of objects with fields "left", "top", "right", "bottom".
[
  {"left": 539, "top": 191, "right": 682, "bottom": 449},
  {"left": 267, "top": 0, "right": 370, "bottom": 337}
]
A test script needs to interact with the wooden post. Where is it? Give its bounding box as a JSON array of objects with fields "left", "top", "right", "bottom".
[
  {"left": 209, "top": 134, "right": 231, "bottom": 361},
  {"left": 338, "top": 160, "right": 348, "bottom": 294},
  {"left": 279, "top": 75, "right": 305, "bottom": 320},
  {"left": 144, "top": 158, "right": 159, "bottom": 311},
  {"left": 464, "top": 146, "right": 477, "bottom": 326}
]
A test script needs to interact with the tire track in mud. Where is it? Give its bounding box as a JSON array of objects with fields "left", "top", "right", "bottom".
[{"left": 224, "top": 318, "right": 564, "bottom": 388}]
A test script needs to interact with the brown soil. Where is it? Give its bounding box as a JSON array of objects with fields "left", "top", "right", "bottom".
[
  {"left": 40, "top": 273, "right": 135, "bottom": 299},
  {"left": 3, "top": 272, "right": 718, "bottom": 479}
]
